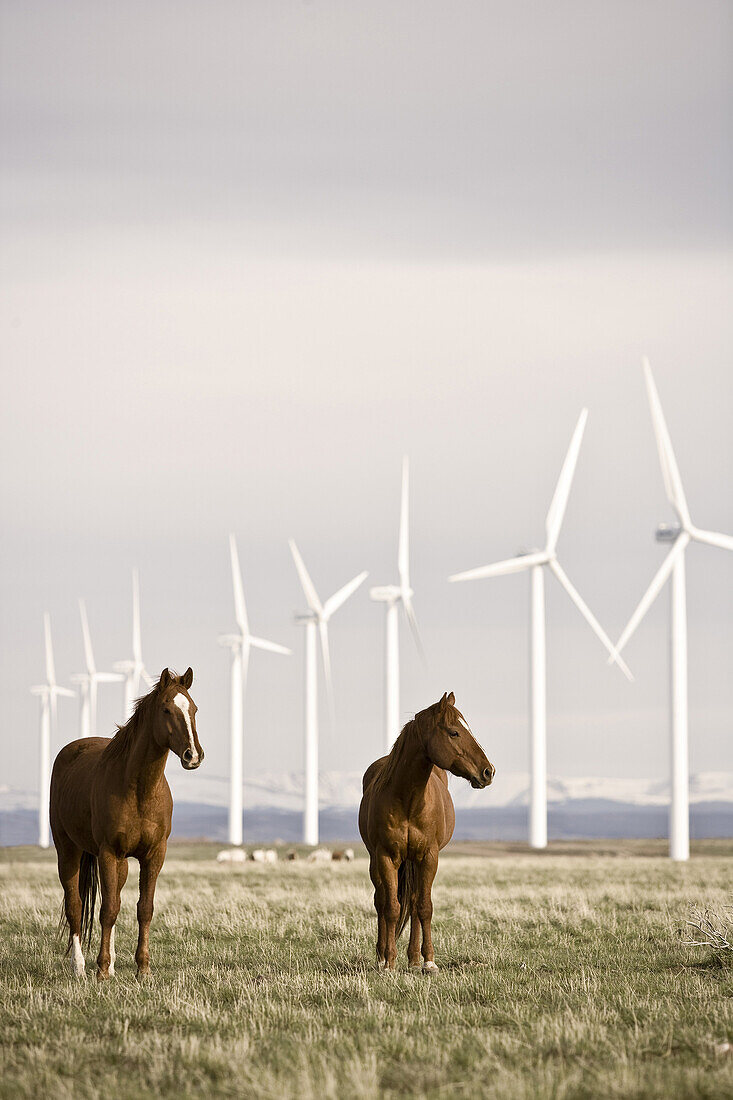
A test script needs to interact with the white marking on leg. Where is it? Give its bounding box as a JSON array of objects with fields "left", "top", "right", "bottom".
[
  {"left": 422, "top": 960, "right": 439, "bottom": 974},
  {"left": 173, "top": 693, "right": 198, "bottom": 762},
  {"left": 109, "top": 925, "right": 115, "bottom": 976},
  {"left": 70, "top": 934, "right": 85, "bottom": 979}
]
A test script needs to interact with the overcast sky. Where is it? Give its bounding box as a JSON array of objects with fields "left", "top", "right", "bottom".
[{"left": 1, "top": 1, "right": 732, "bottom": 802}]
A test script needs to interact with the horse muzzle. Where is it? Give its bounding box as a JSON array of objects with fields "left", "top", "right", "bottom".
[
  {"left": 470, "top": 763, "right": 495, "bottom": 789},
  {"left": 181, "top": 748, "right": 203, "bottom": 770}
]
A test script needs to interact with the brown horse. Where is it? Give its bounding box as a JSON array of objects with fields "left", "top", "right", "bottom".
[
  {"left": 359, "top": 692, "right": 494, "bottom": 972},
  {"left": 50, "top": 667, "right": 203, "bottom": 980}
]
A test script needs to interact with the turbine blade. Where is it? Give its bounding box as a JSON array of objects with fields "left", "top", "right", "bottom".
[
  {"left": 288, "top": 539, "right": 323, "bottom": 614},
  {"left": 611, "top": 534, "right": 689, "bottom": 659},
  {"left": 318, "top": 620, "right": 336, "bottom": 728},
  {"left": 323, "top": 571, "right": 369, "bottom": 619},
  {"left": 549, "top": 560, "right": 634, "bottom": 681},
  {"left": 449, "top": 551, "right": 548, "bottom": 582},
  {"left": 691, "top": 528, "right": 733, "bottom": 553},
  {"left": 248, "top": 635, "right": 292, "bottom": 656},
  {"left": 229, "top": 533, "right": 249, "bottom": 634},
  {"left": 545, "top": 408, "right": 588, "bottom": 552},
  {"left": 94, "top": 672, "right": 126, "bottom": 683},
  {"left": 398, "top": 455, "right": 410, "bottom": 590},
  {"left": 79, "top": 599, "right": 95, "bottom": 675},
  {"left": 140, "top": 667, "right": 155, "bottom": 688},
  {"left": 43, "top": 613, "right": 56, "bottom": 686},
  {"left": 643, "top": 358, "right": 691, "bottom": 527},
  {"left": 53, "top": 686, "right": 76, "bottom": 698},
  {"left": 132, "top": 568, "right": 142, "bottom": 663},
  {"left": 402, "top": 594, "right": 428, "bottom": 670}
]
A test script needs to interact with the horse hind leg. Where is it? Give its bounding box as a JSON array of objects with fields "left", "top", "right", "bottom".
[
  {"left": 417, "top": 850, "right": 440, "bottom": 974},
  {"left": 55, "top": 837, "right": 85, "bottom": 979},
  {"left": 407, "top": 903, "right": 421, "bottom": 970}
]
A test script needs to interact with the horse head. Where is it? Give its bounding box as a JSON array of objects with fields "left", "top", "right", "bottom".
[
  {"left": 418, "top": 692, "right": 494, "bottom": 789},
  {"left": 156, "top": 668, "right": 204, "bottom": 770}
]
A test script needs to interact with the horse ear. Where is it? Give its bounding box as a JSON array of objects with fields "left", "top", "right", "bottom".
[
  {"left": 159, "top": 668, "right": 171, "bottom": 690},
  {"left": 446, "top": 691, "right": 455, "bottom": 707},
  {"left": 181, "top": 667, "right": 193, "bottom": 690},
  {"left": 438, "top": 692, "right": 448, "bottom": 710}
]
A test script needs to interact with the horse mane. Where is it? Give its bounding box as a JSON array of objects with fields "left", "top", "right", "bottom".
[
  {"left": 371, "top": 714, "right": 427, "bottom": 796},
  {"left": 102, "top": 682, "right": 161, "bottom": 763}
]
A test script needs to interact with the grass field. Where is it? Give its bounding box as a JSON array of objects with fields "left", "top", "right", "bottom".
[{"left": 1, "top": 840, "right": 732, "bottom": 1099}]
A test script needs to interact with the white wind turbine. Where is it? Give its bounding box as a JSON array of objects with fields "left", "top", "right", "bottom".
[
  {"left": 370, "top": 456, "right": 427, "bottom": 753},
  {"left": 289, "top": 539, "right": 368, "bottom": 846},
  {"left": 30, "top": 614, "right": 75, "bottom": 848},
  {"left": 219, "top": 534, "right": 292, "bottom": 847},
  {"left": 114, "top": 569, "right": 154, "bottom": 720},
  {"left": 610, "top": 358, "right": 733, "bottom": 861},
  {"left": 70, "top": 599, "right": 124, "bottom": 739},
  {"left": 449, "top": 409, "right": 633, "bottom": 850}
]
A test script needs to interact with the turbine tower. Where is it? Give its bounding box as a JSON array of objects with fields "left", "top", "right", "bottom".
[
  {"left": 114, "top": 569, "right": 154, "bottom": 720},
  {"left": 449, "top": 409, "right": 633, "bottom": 850},
  {"left": 219, "top": 534, "right": 291, "bottom": 847},
  {"left": 370, "top": 457, "right": 426, "bottom": 753},
  {"left": 30, "top": 614, "right": 74, "bottom": 848},
  {"left": 610, "top": 359, "right": 733, "bottom": 862},
  {"left": 70, "top": 599, "right": 124, "bottom": 738},
  {"left": 289, "top": 538, "right": 368, "bottom": 846}
]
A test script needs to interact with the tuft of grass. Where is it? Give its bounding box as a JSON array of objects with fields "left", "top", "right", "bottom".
[{"left": 0, "top": 843, "right": 732, "bottom": 1098}]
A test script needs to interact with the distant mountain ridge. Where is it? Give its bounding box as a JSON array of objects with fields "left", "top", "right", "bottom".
[{"left": 4, "top": 770, "right": 733, "bottom": 814}]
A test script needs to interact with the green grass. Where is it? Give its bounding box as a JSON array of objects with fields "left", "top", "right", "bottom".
[{"left": 1, "top": 841, "right": 732, "bottom": 1099}]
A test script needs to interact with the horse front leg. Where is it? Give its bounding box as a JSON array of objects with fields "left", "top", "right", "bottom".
[
  {"left": 377, "top": 851, "right": 400, "bottom": 971},
  {"left": 135, "top": 842, "right": 166, "bottom": 979},
  {"left": 96, "top": 847, "right": 123, "bottom": 981},
  {"left": 417, "top": 849, "right": 439, "bottom": 974}
]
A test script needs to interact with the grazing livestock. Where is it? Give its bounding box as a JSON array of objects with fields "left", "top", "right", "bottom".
[
  {"left": 359, "top": 692, "right": 494, "bottom": 972},
  {"left": 50, "top": 668, "right": 203, "bottom": 980}
]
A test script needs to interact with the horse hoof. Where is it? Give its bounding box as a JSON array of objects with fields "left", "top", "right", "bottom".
[
  {"left": 136, "top": 968, "right": 151, "bottom": 981},
  {"left": 422, "top": 961, "right": 439, "bottom": 974},
  {"left": 409, "top": 963, "right": 422, "bottom": 971},
  {"left": 96, "top": 969, "right": 111, "bottom": 982}
]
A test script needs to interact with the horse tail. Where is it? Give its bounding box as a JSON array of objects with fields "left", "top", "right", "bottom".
[
  {"left": 396, "top": 860, "right": 417, "bottom": 942},
  {"left": 79, "top": 852, "right": 99, "bottom": 950}
]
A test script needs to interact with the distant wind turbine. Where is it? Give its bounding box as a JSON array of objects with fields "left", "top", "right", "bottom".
[
  {"left": 289, "top": 538, "right": 368, "bottom": 846},
  {"left": 30, "top": 614, "right": 75, "bottom": 848},
  {"left": 70, "top": 599, "right": 124, "bottom": 738},
  {"left": 113, "top": 569, "right": 154, "bottom": 720},
  {"left": 219, "top": 534, "right": 291, "bottom": 847},
  {"left": 449, "top": 410, "right": 633, "bottom": 850},
  {"left": 610, "top": 359, "right": 733, "bottom": 861},
  {"left": 370, "top": 457, "right": 427, "bottom": 753}
]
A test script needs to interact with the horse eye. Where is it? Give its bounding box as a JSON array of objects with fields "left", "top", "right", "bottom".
[{"left": 449, "top": 730, "right": 459, "bottom": 738}]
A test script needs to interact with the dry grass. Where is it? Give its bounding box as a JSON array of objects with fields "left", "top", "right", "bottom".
[{"left": 1, "top": 841, "right": 732, "bottom": 1099}]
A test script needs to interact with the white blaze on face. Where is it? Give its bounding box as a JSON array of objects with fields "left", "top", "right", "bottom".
[
  {"left": 173, "top": 692, "right": 197, "bottom": 761},
  {"left": 71, "top": 933, "right": 85, "bottom": 979}
]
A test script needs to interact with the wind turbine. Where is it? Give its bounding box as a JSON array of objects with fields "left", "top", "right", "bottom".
[
  {"left": 70, "top": 599, "right": 124, "bottom": 738},
  {"left": 449, "top": 409, "right": 633, "bottom": 850},
  {"left": 113, "top": 569, "right": 154, "bottom": 720},
  {"left": 30, "top": 614, "right": 75, "bottom": 848},
  {"left": 219, "top": 534, "right": 292, "bottom": 847},
  {"left": 370, "top": 456, "right": 427, "bottom": 753},
  {"left": 610, "top": 358, "right": 733, "bottom": 861},
  {"left": 289, "top": 538, "right": 368, "bottom": 846}
]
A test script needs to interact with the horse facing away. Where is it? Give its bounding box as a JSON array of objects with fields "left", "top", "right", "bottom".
[
  {"left": 50, "top": 667, "right": 204, "bottom": 980},
  {"left": 359, "top": 692, "right": 494, "bottom": 972}
]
